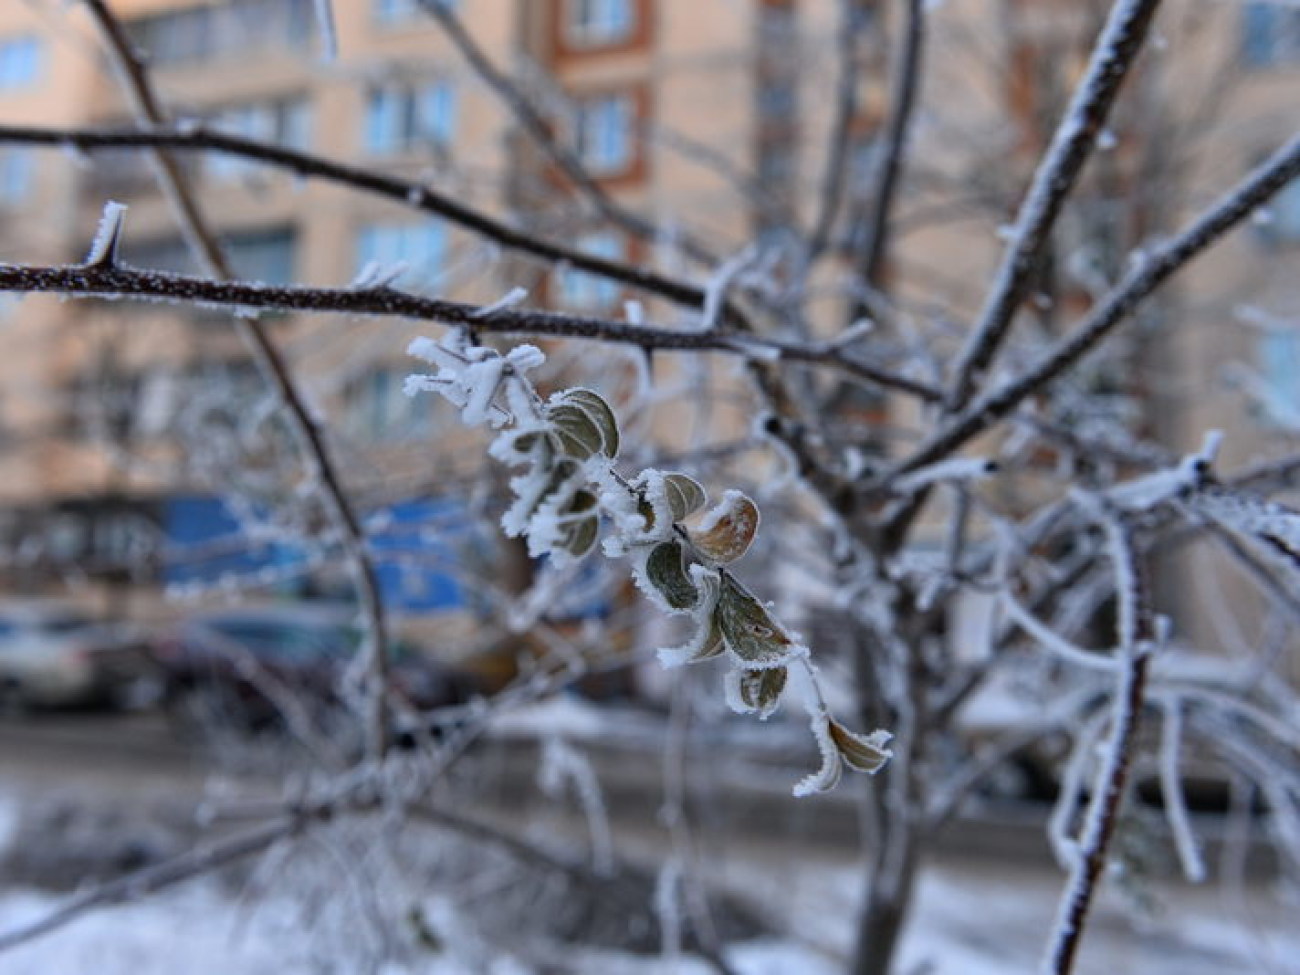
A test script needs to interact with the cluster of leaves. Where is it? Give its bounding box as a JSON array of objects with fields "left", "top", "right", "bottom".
[{"left": 406, "top": 331, "right": 891, "bottom": 793}]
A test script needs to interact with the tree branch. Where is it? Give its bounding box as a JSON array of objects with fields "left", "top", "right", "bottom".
[
  {"left": 947, "top": 0, "right": 1163, "bottom": 410},
  {"left": 850, "top": 0, "right": 925, "bottom": 290},
  {"left": 889, "top": 132, "right": 1300, "bottom": 480},
  {"left": 0, "top": 122, "right": 716, "bottom": 313},
  {"left": 1042, "top": 514, "right": 1153, "bottom": 975},
  {"left": 0, "top": 260, "right": 943, "bottom": 401}
]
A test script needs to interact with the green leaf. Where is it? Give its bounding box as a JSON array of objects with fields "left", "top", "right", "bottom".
[
  {"left": 646, "top": 541, "right": 699, "bottom": 610},
  {"left": 689, "top": 492, "right": 759, "bottom": 565},
  {"left": 557, "top": 388, "right": 620, "bottom": 458},
  {"left": 738, "top": 666, "right": 787, "bottom": 717},
  {"left": 716, "top": 575, "right": 792, "bottom": 664},
  {"left": 547, "top": 403, "right": 604, "bottom": 459},
  {"left": 829, "top": 722, "right": 891, "bottom": 774},
  {"left": 663, "top": 473, "right": 707, "bottom": 522}
]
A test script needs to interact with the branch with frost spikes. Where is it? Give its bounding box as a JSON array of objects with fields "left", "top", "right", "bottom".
[
  {"left": 0, "top": 260, "right": 942, "bottom": 402},
  {"left": 0, "top": 123, "right": 715, "bottom": 315},
  {"left": 947, "top": 0, "right": 1164, "bottom": 410},
  {"left": 889, "top": 131, "right": 1300, "bottom": 481},
  {"left": 78, "top": 0, "right": 392, "bottom": 758},
  {"left": 1043, "top": 514, "right": 1155, "bottom": 975},
  {"left": 413, "top": 0, "right": 714, "bottom": 268}
]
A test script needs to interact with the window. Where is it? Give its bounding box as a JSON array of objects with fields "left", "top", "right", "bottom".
[
  {"left": 564, "top": 0, "right": 636, "bottom": 47},
  {"left": 573, "top": 92, "right": 635, "bottom": 174},
  {"left": 374, "top": 0, "right": 456, "bottom": 25},
  {"left": 0, "top": 35, "right": 42, "bottom": 90},
  {"left": 0, "top": 150, "right": 31, "bottom": 204},
  {"left": 558, "top": 233, "right": 624, "bottom": 310},
  {"left": 355, "top": 221, "right": 447, "bottom": 292},
  {"left": 1243, "top": 2, "right": 1300, "bottom": 68},
  {"left": 349, "top": 366, "right": 430, "bottom": 440},
  {"left": 207, "top": 98, "right": 312, "bottom": 182},
  {"left": 364, "top": 80, "right": 457, "bottom": 155},
  {"left": 128, "top": 0, "right": 313, "bottom": 67}
]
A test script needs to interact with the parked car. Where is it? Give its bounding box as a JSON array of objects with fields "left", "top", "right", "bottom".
[
  {"left": 150, "top": 604, "right": 478, "bottom": 737},
  {"left": 0, "top": 601, "right": 158, "bottom": 711}
]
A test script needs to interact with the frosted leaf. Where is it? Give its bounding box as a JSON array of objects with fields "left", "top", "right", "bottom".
[
  {"left": 547, "top": 388, "right": 619, "bottom": 459},
  {"left": 829, "top": 722, "right": 892, "bottom": 773},
  {"left": 689, "top": 490, "right": 759, "bottom": 565},
  {"left": 716, "top": 574, "right": 797, "bottom": 667},
  {"left": 645, "top": 540, "right": 698, "bottom": 610},
  {"left": 86, "top": 200, "right": 128, "bottom": 266},
  {"left": 629, "top": 470, "right": 678, "bottom": 543},
  {"left": 657, "top": 566, "right": 724, "bottom": 667},
  {"left": 663, "top": 473, "right": 707, "bottom": 522},
  {"left": 793, "top": 713, "right": 891, "bottom": 797},
  {"left": 793, "top": 712, "right": 843, "bottom": 797},
  {"left": 461, "top": 357, "right": 505, "bottom": 427},
  {"left": 724, "top": 665, "right": 787, "bottom": 720}
]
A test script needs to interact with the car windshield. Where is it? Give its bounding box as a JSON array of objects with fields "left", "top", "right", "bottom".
[
  {"left": 207, "top": 618, "right": 354, "bottom": 662},
  {"left": 37, "top": 614, "right": 95, "bottom": 634}
]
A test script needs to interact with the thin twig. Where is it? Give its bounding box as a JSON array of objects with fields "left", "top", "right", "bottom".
[
  {"left": 889, "top": 132, "right": 1300, "bottom": 480},
  {"left": 1042, "top": 515, "right": 1154, "bottom": 975},
  {"left": 850, "top": 0, "right": 925, "bottom": 290},
  {"left": 947, "top": 0, "right": 1163, "bottom": 410},
  {"left": 808, "top": 0, "right": 869, "bottom": 258},
  {"left": 79, "top": 0, "right": 391, "bottom": 757},
  {"left": 0, "top": 261, "right": 943, "bottom": 401}
]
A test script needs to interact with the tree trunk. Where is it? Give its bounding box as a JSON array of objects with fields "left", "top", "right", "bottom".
[{"left": 850, "top": 816, "right": 920, "bottom": 975}]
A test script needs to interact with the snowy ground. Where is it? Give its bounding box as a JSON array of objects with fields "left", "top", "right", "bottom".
[
  {"left": 0, "top": 712, "right": 1297, "bottom": 974},
  {"left": 0, "top": 791, "right": 1296, "bottom": 975}
]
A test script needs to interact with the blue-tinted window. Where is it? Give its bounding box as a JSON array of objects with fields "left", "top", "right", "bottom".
[
  {"left": 364, "top": 80, "right": 457, "bottom": 155},
  {"left": 1243, "top": 2, "right": 1300, "bottom": 67},
  {"left": 0, "top": 36, "right": 42, "bottom": 90},
  {"left": 355, "top": 221, "right": 446, "bottom": 291}
]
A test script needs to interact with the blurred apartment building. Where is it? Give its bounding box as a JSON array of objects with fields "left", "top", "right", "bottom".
[{"left": 0, "top": 0, "right": 1297, "bottom": 618}]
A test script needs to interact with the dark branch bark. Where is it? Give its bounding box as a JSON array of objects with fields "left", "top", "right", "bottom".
[
  {"left": 0, "top": 260, "right": 943, "bottom": 401},
  {"left": 947, "top": 0, "right": 1164, "bottom": 410}
]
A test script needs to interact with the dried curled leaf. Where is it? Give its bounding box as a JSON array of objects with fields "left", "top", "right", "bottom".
[
  {"left": 645, "top": 540, "right": 699, "bottom": 610},
  {"left": 689, "top": 491, "right": 759, "bottom": 565},
  {"left": 716, "top": 574, "right": 793, "bottom": 666},
  {"left": 732, "top": 666, "right": 787, "bottom": 719},
  {"left": 793, "top": 714, "right": 892, "bottom": 797},
  {"left": 663, "top": 473, "right": 707, "bottom": 522},
  {"left": 657, "top": 568, "right": 725, "bottom": 667},
  {"left": 829, "top": 721, "right": 892, "bottom": 774}
]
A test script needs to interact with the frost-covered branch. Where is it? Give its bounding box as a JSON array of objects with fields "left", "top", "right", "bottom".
[
  {"left": 893, "top": 131, "right": 1300, "bottom": 479},
  {"left": 947, "top": 0, "right": 1163, "bottom": 409},
  {"left": 1042, "top": 515, "right": 1154, "bottom": 975},
  {"left": 404, "top": 331, "right": 891, "bottom": 794},
  {"left": 0, "top": 260, "right": 941, "bottom": 401}
]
